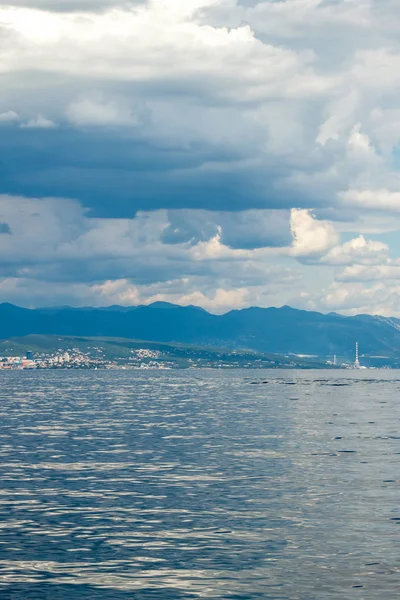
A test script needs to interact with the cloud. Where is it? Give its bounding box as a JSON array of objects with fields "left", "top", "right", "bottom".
[
  {"left": 316, "top": 91, "right": 360, "bottom": 146},
  {"left": 0, "top": 222, "right": 11, "bottom": 234},
  {"left": 0, "top": 0, "right": 145, "bottom": 11},
  {"left": 2, "top": 1, "right": 400, "bottom": 312},
  {"left": 0, "top": 1, "right": 336, "bottom": 214},
  {"left": 340, "top": 189, "right": 400, "bottom": 212},
  {"left": 290, "top": 208, "right": 339, "bottom": 258},
  {"left": 0, "top": 5, "right": 319, "bottom": 97},
  {"left": 1, "top": 192, "right": 394, "bottom": 313},
  {"left": 322, "top": 235, "right": 389, "bottom": 266},
  {"left": 315, "top": 279, "right": 400, "bottom": 317},
  {"left": 161, "top": 209, "right": 291, "bottom": 249},
  {"left": 0, "top": 194, "right": 301, "bottom": 310},
  {"left": 66, "top": 96, "right": 142, "bottom": 127},
  {"left": 20, "top": 115, "right": 57, "bottom": 129},
  {"left": 0, "top": 274, "right": 253, "bottom": 313},
  {"left": 0, "top": 110, "right": 19, "bottom": 123},
  {"left": 167, "top": 287, "right": 250, "bottom": 313},
  {"left": 337, "top": 264, "right": 400, "bottom": 283}
]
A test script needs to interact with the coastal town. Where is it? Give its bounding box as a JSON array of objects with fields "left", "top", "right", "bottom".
[
  {"left": 0, "top": 338, "right": 377, "bottom": 370},
  {"left": 0, "top": 348, "right": 174, "bottom": 370},
  {"left": 0, "top": 345, "right": 323, "bottom": 370},
  {"left": 0, "top": 349, "right": 368, "bottom": 370}
]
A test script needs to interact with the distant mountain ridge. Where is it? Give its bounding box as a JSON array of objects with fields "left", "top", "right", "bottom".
[{"left": 1, "top": 302, "right": 400, "bottom": 358}]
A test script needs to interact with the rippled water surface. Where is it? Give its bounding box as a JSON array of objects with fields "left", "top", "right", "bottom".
[{"left": 0, "top": 369, "right": 399, "bottom": 599}]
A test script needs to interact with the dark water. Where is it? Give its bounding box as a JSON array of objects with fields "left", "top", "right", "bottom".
[{"left": 0, "top": 370, "right": 399, "bottom": 599}]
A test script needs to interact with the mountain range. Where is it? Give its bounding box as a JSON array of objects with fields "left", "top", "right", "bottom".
[{"left": 1, "top": 301, "right": 400, "bottom": 359}]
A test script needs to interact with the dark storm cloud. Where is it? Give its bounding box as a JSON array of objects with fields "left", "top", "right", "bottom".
[
  {"left": 162, "top": 209, "right": 291, "bottom": 249},
  {"left": 0, "top": 126, "right": 314, "bottom": 217},
  {"left": 161, "top": 211, "right": 218, "bottom": 245},
  {"left": 220, "top": 210, "right": 292, "bottom": 249}
]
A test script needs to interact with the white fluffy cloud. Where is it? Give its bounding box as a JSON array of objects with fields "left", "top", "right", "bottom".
[
  {"left": 0, "top": 4, "right": 320, "bottom": 99},
  {"left": 290, "top": 209, "right": 339, "bottom": 258},
  {"left": 314, "top": 280, "right": 400, "bottom": 317},
  {"left": 337, "top": 264, "right": 400, "bottom": 283},
  {"left": 340, "top": 189, "right": 400, "bottom": 212},
  {"left": 20, "top": 115, "right": 57, "bottom": 128},
  {"left": 0, "top": 110, "right": 19, "bottom": 122},
  {"left": 322, "top": 235, "right": 389, "bottom": 266}
]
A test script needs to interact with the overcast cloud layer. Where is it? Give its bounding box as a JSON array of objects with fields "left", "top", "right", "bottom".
[{"left": 2, "top": 0, "right": 400, "bottom": 315}]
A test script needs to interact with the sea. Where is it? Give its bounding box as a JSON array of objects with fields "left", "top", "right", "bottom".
[{"left": 0, "top": 369, "right": 399, "bottom": 599}]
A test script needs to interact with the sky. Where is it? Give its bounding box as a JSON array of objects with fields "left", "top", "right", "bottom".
[{"left": 2, "top": 0, "right": 400, "bottom": 315}]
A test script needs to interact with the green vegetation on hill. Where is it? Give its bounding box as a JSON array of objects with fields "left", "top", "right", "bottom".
[{"left": 0, "top": 334, "right": 332, "bottom": 369}]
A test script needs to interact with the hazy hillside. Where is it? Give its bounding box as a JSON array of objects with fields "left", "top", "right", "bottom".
[{"left": 1, "top": 302, "right": 400, "bottom": 358}]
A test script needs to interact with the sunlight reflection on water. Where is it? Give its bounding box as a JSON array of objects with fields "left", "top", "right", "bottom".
[{"left": 0, "top": 369, "right": 399, "bottom": 599}]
